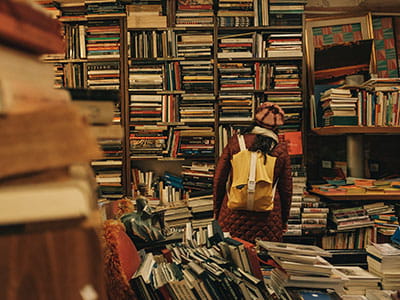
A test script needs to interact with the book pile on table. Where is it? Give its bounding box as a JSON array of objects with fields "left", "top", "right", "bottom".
[
  {"left": 366, "top": 242, "right": 400, "bottom": 290},
  {"left": 256, "top": 241, "right": 346, "bottom": 298}
]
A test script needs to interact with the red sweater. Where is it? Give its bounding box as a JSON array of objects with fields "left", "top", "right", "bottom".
[{"left": 213, "top": 133, "right": 293, "bottom": 243}]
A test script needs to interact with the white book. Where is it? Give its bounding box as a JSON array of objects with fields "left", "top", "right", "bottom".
[{"left": 0, "top": 176, "right": 95, "bottom": 225}]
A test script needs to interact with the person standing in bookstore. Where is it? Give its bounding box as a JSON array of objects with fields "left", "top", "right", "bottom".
[{"left": 213, "top": 102, "right": 293, "bottom": 243}]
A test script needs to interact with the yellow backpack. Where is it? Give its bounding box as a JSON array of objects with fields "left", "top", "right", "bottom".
[{"left": 227, "top": 135, "right": 277, "bottom": 212}]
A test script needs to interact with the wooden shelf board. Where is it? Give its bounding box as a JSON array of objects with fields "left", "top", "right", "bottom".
[
  {"left": 217, "top": 26, "right": 302, "bottom": 31},
  {"left": 311, "top": 189, "right": 400, "bottom": 201},
  {"left": 312, "top": 126, "right": 400, "bottom": 135}
]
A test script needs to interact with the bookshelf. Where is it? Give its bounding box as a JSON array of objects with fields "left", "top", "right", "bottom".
[{"left": 41, "top": 0, "right": 307, "bottom": 228}]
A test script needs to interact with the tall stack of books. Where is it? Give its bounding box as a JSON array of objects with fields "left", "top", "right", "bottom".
[
  {"left": 285, "top": 173, "right": 306, "bottom": 236},
  {"left": 366, "top": 243, "right": 400, "bottom": 290},
  {"left": 219, "top": 62, "right": 255, "bottom": 91},
  {"left": 0, "top": 0, "right": 101, "bottom": 224},
  {"left": 301, "top": 194, "right": 328, "bottom": 236}
]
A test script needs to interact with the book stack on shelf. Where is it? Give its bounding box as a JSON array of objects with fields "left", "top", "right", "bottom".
[
  {"left": 126, "top": 3, "right": 167, "bottom": 29},
  {"left": 217, "top": 0, "right": 255, "bottom": 27},
  {"left": 86, "top": 0, "right": 125, "bottom": 18},
  {"left": 266, "top": 33, "right": 303, "bottom": 58},
  {"left": 366, "top": 243, "right": 400, "bottom": 290},
  {"left": 175, "top": 0, "right": 214, "bottom": 27},
  {"left": 330, "top": 206, "right": 374, "bottom": 232},
  {"left": 320, "top": 87, "right": 358, "bottom": 126},
  {"left": 285, "top": 172, "right": 306, "bottom": 236},
  {"left": 58, "top": 1, "right": 86, "bottom": 22}
]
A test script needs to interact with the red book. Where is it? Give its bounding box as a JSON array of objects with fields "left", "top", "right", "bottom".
[{"left": 232, "top": 237, "right": 263, "bottom": 280}]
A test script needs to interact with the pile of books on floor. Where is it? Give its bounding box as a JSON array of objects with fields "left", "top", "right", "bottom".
[
  {"left": 366, "top": 242, "right": 400, "bottom": 290},
  {"left": 129, "top": 221, "right": 273, "bottom": 300}
]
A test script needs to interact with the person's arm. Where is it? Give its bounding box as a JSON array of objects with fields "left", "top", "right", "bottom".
[
  {"left": 277, "top": 143, "right": 293, "bottom": 226},
  {"left": 213, "top": 138, "right": 233, "bottom": 219}
]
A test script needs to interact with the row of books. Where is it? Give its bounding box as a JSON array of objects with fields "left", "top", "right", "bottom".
[{"left": 316, "top": 82, "right": 400, "bottom": 127}]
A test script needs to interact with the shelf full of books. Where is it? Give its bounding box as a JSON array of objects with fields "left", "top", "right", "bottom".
[{"left": 38, "top": 0, "right": 307, "bottom": 228}]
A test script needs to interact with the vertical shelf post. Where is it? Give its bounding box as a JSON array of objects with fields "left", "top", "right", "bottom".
[{"left": 346, "top": 134, "right": 364, "bottom": 178}]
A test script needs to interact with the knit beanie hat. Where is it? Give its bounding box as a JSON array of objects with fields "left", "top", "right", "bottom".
[{"left": 254, "top": 102, "right": 285, "bottom": 130}]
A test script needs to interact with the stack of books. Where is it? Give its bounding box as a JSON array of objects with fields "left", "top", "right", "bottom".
[
  {"left": 219, "top": 62, "right": 255, "bottom": 91},
  {"left": 219, "top": 93, "right": 254, "bottom": 121},
  {"left": 333, "top": 266, "right": 380, "bottom": 296},
  {"left": 218, "top": 32, "right": 254, "bottom": 59},
  {"left": 129, "top": 64, "right": 164, "bottom": 92},
  {"left": 217, "top": 0, "right": 254, "bottom": 27},
  {"left": 0, "top": 0, "right": 101, "bottom": 224},
  {"left": 285, "top": 173, "right": 306, "bottom": 236},
  {"left": 320, "top": 88, "right": 358, "bottom": 126},
  {"left": 177, "top": 32, "right": 213, "bottom": 58},
  {"left": 86, "top": 19, "right": 121, "bottom": 59},
  {"left": 257, "top": 241, "right": 346, "bottom": 296},
  {"left": 87, "top": 61, "right": 120, "bottom": 90},
  {"left": 129, "top": 124, "right": 168, "bottom": 159},
  {"left": 330, "top": 206, "right": 374, "bottom": 231},
  {"left": 126, "top": 4, "right": 167, "bottom": 29},
  {"left": 180, "top": 60, "right": 213, "bottom": 92},
  {"left": 269, "top": 0, "right": 306, "bottom": 26},
  {"left": 266, "top": 34, "right": 303, "bottom": 58},
  {"left": 175, "top": 0, "right": 214, "bottom": 27},
  {"left": 176, "top": 126, "right": 215, "bottom": 158},
  {"left": 366, "top": 242, "right": 400, "bottom": 290},
  {"left": 364, "top": 202, "right": 398, "bottom": 237}
]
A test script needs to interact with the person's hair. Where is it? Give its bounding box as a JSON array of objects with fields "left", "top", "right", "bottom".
[{"left": 241, "top": 122, "right": 278, "bottom": 164}]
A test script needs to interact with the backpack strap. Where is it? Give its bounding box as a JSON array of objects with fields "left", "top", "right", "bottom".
[
  {"left": 247, "top": 151, "right": 257, "bottom": 210},
  {"left": 237, "top": 134, "right": 247, "bottom": 151}
]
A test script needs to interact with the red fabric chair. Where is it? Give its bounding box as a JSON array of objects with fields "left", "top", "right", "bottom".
[{"left": 102, "top": 219, "right": 141, "bottom": 300}]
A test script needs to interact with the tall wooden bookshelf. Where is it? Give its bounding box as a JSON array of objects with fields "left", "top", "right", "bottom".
[{"left": 41, "top": 0, "right": 307, "bottom": 215}]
